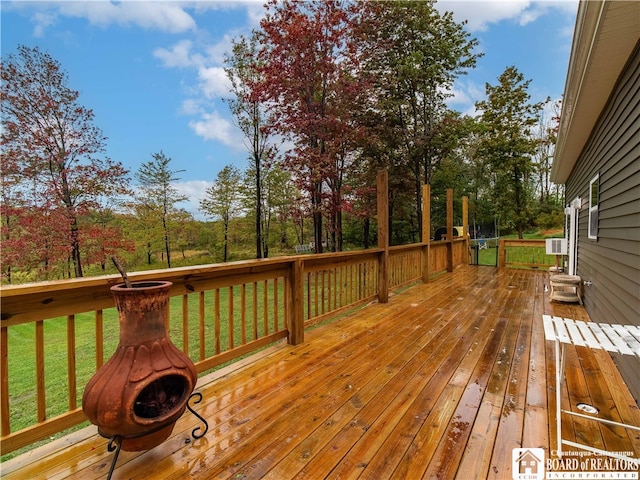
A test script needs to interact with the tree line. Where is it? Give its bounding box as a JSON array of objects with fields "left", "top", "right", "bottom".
[{"left": 1, "top": 0, "right": 564, "bottom": 284}]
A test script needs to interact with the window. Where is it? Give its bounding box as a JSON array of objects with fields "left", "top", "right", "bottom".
[{"left": 588, "top": 173, "right": 599, "bottom": 240}]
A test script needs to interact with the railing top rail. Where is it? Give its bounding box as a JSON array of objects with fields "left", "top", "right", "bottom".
[
  {"left": 0, "top": 250, "right": 392, "bottom": 295},
  {"left": 0, "top": 256, "right": 301, "bottom": 295},
  {"left": 502, "top": 239, "right": 546, "bottom": 245},
  {"left": 388, "top": 243, "right": 425, "bottom": 252},
  {"left": 298, "top": 248, "right": 384, "bottom": 269},
  {"left": 429, "top": 237, "right": 467, "bottom": 244}
]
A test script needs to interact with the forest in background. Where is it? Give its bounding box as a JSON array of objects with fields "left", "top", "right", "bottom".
[{"left": 1, "top": 0, "right": 565, "bottom": 285}]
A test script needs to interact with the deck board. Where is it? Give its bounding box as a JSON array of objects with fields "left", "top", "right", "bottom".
[{"left": 2, "top": 266, "right": 639, "bottom": 479}]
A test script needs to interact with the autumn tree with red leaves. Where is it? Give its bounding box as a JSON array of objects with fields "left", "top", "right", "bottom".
[
  {"left": 256, "top": 0, "right": 367, "bottom": 253},
  {"left": 1, "top": 45, "right": 130, "bottom": 280}
]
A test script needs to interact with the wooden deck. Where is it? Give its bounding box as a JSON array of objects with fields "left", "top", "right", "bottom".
[{"left": 2, "top": 266, "right": 639, "bottom": 479}]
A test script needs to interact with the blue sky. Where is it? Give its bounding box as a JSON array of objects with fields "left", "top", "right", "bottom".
[{"left": 2, "top": 0, "right": 578, "bottom": 217}]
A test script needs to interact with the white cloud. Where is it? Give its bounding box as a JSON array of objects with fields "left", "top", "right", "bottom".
[
  {"left": 13, "top": 1, "right": 197, "bottom": 36},
  {"left": 197, "top": 66, "right": 231, "bottom": 98},
  {"left": 31, "top": 10, "right": 57, "bottom": 37},
  {"left": 436, "top": 0, "right": 528, "bottom": 32},
  {"left": 174, "top": 179, "right": 212, "bottom": 218},
  {"left": 445, "top": 80, "right": 485, "bottom": 116},
  {"left": 435, "top": 0, "right": 578, "bottom": 32},
  {"left": 52, "top": 2, "right": 197, "bottom": 33},
  {"left": 204, "top": 32, "right": 237, "bottom": 65},
  {"left": 246, "top": 2, "right": 267, "bottom": 28},
  {"left": 188, "top": 110, "right": 240, "bottom": 147},
  {"left": 154, "top": 40, "right": 195, "bottom": 68},
  {"left": 180, "top": 98, "right": 202, "bottom": 116}
]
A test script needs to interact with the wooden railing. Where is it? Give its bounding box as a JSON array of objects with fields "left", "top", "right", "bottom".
[
  {"left": 0, "top": 236, "right": 561, "bottom": 455},
  {"left": 0, "top": 173, "right": 480, "bottom": 457},
  {"left": 301, "top": 250, "right": 381, "bottom": 325},
  {"left": 1, "top": 241, "right": 470, "bottom": 455},
  {"left": 389, "top": 245, "right": 423, "bottom": 289},
  {"left": 498, "top": 239, "right": 558, "bottom": 269}
]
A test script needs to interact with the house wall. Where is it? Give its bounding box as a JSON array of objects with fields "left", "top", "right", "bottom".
[{"left": 565, "top": 41, "right": 640, "bottom": 403}]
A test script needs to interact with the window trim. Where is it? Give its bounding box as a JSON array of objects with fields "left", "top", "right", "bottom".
[{"left": 588, "top": 173, "right": 599, "bottom": 240}]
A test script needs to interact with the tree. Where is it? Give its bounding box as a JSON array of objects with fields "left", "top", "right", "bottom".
[
  {"left": 533, "top": 97, "right": 562, "bottom": 203},
  {"left": 263, "top": 165, "right": 300, "bottom": 254},
  {"left": 352, "top": 1, "right": 479, "bottom": 240},
  {"left": 256, "top": 0, "right": 363, "bottom": 253},
  {"left": 1, "top": 45, "right": 130, "bottom": 278},
  {"left": 134, "top": 151, "right": 187, "bottom": 268},
  {"left": 240, "top": 162, "right": 298, "bottom": 257},
  {"left": 83, "top": 208, "right": 135, "bottom": 272},
  {"left": 172, "top": 209, "right": 200, "bottom": 260},
  {"left": 476, "top": 66, "right": 543, "bottom": 238},
  {"left": 224, "top": 33, "right": 274, "bottom": 259},
  {"left": 200, "top": 165, "right": 242, "bottom": 262}
]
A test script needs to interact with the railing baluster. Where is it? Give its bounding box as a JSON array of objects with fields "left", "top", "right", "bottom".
[
  {"left": 67, "top": 315, "right": 76, "bottom": 410},
  {"left": 228, "top": 286, "right": 234, "bottom": 350},
  {"left": 241, "top": 284, "right": 247, "bottom": 344},
  {"left": 327, "top": 269, "right": 332, "bottom": 312},
  {"left": 306, "top": 273, "right": 311, "bottom": 320},
  {"left": 326, "top": 269, "right": 330, "bottom": 311},
  {"left": 96, "top": 310, "right": 104, "bottom": 369},
  {"left": 253, "top": 281, "right": 258, "bottom": 340},
  {"left": 199, "top": 291, "right": 205, "bottom": 361},
  {"left": 338, "top": 265, "right": 344, "bottom": 308},
  {"left": 314, "top": 271, "right": 319, "bottom": 318},
  {"left": 263, "top": 279, "right": 268, "bottom": 335},
  {"left": 350, "top": 264, "right": 355, "bottom": 304},
  {"left": 273, "top": 278, "right": 279, "bottom": 332},
  {"left": 36, "top": 320, "right": 45, "bottom": 423},
  {"left": 182, "top": 294, "right": 189, "bottom": 355},
  {"left": 321, "top": 270, "right": 326, "bottom": 315},
  {"left": 1, "top": 325, "right": 10, "bottom": 435},
  {"left": 214, "top": 288, "right": 221, "bottom": 355},
  {"left": 332, "top": 267, "right": 337, "bottom": 310}
]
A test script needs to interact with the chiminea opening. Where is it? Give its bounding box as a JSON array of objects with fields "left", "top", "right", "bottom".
[{"left": 134, "top": 375, "right": 189, "bottom": 420}]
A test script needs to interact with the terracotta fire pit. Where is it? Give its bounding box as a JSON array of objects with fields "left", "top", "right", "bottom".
[{"left": 82, "top": 281, "right": 198, "bottom": 452}]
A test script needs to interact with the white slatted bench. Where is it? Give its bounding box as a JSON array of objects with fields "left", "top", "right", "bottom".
[{"left": 543, "top": 315, "right": 640, "bottom": 465}]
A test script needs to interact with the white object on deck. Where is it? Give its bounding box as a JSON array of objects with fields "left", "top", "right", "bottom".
[{"left": 543, "top": 314, "right": 640, "bottom": 465}]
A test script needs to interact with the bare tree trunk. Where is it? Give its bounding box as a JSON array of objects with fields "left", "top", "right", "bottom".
[{"left": 162, "top": 214, "right": 171, "bottom": 268}]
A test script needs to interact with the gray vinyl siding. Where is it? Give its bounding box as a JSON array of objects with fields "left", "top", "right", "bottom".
[{"left": 565, "top": 42, "right": 640, "bottom": 402}]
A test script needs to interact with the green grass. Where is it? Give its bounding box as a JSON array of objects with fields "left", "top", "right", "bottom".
[{"left": 477, "top": 247, "right": 498, "bottom": 266}]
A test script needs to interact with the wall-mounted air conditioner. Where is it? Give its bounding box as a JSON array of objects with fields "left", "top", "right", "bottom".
[{"left": 546, "top": 238, "right": 568, "bottom": 255}]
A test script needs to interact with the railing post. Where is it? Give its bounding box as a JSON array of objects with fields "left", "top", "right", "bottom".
[
  {"left": 422, "top": 184, "right": 431, "bottom": 283},
  {"left": 462, "top": 196, "right": 469, "bottom": 265},
  {"left": 498, "top": 239, "right": 506, "bottom": 267},
  {"left": 287, "top": 259, "right": 305, "bottom": 345},
  {"left": 446, "top": 188, "right": 454, "bottom": 273},
  {"left": 377, "top": 170, "right": 389, "bottom": 303}
]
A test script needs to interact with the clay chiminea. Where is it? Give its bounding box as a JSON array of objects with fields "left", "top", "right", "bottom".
[{"left": 82, "top": 281, "right": 197, "bottom": 451}]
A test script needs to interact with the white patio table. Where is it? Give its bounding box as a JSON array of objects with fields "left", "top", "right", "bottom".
[{"left": 542, "top": 314, "right": 640, "bottom": 465}]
